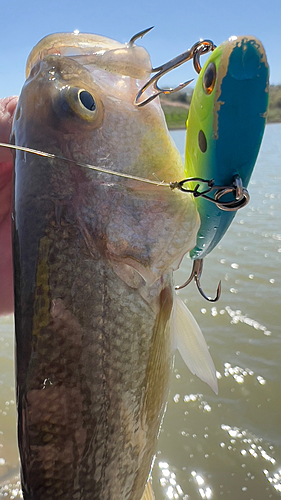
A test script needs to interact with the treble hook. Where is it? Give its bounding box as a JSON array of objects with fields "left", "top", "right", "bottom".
[
  {"left": 128, "top": 27, "right": 154, "bottom": 46},
  {"left": 134, "top": 39, "right": 216, "bottom": 107},
  {"left": 175, "top": 259, "right": 221, "bottom": 302}
]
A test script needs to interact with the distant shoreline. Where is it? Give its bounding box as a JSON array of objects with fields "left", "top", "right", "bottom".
[
  {"left": 167, "top": 120, "right": 281, "bottom": 131},
  {"left": 161, "top": 84, "right": 281, "bottom": 128}
]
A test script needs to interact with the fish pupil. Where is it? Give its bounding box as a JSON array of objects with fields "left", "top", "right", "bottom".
[
  {"left": 79, "top": 90, "right": 96, "bottom": 111},
  {"left": 198, "top": 130, "right": 207, "bottom": 153},
  {"left": 203, "top": 62, "right": 216, "bottom": 94}
]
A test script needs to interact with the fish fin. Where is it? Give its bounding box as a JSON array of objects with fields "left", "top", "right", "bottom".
[
  {"left": 172, "top": 296, "right": 218, "bottom": 394},
  {"left": 141, "top": 479, "right": 155, "bottom": 500}
]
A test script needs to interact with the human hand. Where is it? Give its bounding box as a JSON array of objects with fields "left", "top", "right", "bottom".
[{"left": 0, "top": 96, "right": 18, "bottom": 315}]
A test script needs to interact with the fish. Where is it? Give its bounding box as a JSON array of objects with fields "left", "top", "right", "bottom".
[
  {"left": 185, "top": 36, "right": 269, "bottom": 260},
  {"left": 11, "top": 31, "right": 217, "bottom": 500}
]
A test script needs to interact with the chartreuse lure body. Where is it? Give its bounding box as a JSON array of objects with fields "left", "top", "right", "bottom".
[{"left": 185, "top": 36, "right": 269, "bottom": 261}]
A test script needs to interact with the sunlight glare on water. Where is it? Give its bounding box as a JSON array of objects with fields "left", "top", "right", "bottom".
[{"left": 153, "top": 124, "right": 281, "bottom": 500}]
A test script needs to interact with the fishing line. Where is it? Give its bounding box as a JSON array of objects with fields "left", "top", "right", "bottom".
[
  {"left": 0, "top": 142, "right": 170, "bottom": 188},
  {"left": 0, "top": 142, "right": 249, "bottom": 210}
]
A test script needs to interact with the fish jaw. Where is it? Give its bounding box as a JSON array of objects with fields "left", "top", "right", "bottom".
[
  {"left": 12, "top": 47, "right": 199, "bottom": 499},
  {"left": 26, "top": 32, "right": 152, "bottom": 81}
]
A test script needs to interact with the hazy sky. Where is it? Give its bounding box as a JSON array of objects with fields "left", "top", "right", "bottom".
[{"left": 1, "top": 0, "right": 280, "bottom": 97}]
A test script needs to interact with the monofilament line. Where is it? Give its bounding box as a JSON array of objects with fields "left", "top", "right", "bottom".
[{"left": 0, "top": 142, "right": 171, "bottom": 189}]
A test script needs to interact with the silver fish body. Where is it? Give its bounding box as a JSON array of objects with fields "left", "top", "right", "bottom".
[{"left": 12, "top": 36, "right": 199, "bottom": 500}]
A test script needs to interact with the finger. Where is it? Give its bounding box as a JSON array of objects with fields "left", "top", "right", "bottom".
[{"left": 0, "top": 96, "right": 18, "bottom": 162}]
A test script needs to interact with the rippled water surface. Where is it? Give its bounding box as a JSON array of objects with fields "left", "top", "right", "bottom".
[{"left": 0, "top": 124, "right": 280, "bottom": 499}]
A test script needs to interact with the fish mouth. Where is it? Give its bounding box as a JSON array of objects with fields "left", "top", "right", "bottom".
[{"left": 26, "top": 31, "right": 152, "bottom": 81}]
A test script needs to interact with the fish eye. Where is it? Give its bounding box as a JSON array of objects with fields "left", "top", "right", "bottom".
[
  {"left": 56, "top": 86, "right": 103, "bottom": 126},
  {"left": 78, "top": 90, "right": 96, "bottom": 112},
  {"left": 203, "top": 62, "right": 216, "bottom": 95}
]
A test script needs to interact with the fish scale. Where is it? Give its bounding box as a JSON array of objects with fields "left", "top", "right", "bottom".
[{"left": 17, "top": 193, "right": 170, "bottom": 499}]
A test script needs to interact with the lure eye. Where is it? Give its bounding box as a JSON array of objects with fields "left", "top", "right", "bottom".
[
  {"left": 198, "top": 130, "right": 207, "bottom": 153},
  {"left": 203, "top": 62, "right": 216, "bottom": 95},
  {"left": 78, "top": 90, "right": 96, "bottom": 112}
]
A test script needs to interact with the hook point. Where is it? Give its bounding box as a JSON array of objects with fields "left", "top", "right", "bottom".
[
  {"left": 128, "top": 26, "right": 154, "bottom": 46},
  {"left": 175, "top": 259, "right": 222, "bottom": 302}
]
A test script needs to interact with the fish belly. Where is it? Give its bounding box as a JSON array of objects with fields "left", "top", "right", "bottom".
[{"left": 13, "top": 155, "right": 173, "bottom": 500}]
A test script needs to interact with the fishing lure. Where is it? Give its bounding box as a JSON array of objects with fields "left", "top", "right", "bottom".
[
  {"left": 185, "top": 36, "right": 269, "bottom": 259},
  {"left": 181, "top": 36, "right": 269, "bottom": 300},
  {"left": 135, "top": 36, "right": 269, "bottom": 300}
]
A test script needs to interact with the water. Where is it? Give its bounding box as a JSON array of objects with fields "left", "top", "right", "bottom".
[{"left": 0, "top": 124, "right": 280, "bottom": 499}]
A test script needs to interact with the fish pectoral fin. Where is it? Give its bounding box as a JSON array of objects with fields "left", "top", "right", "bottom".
[
  {"left": 110, "top": 257, "right": 157, "bottom": 289},
  {"left": 141, "top": 480, "right": 155, "bottom": 500},
  {"left": 172, "top": 296, "right": 218, "bottom": 394}
]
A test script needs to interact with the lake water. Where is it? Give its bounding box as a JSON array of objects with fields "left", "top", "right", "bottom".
[{"left": 0, "top": 124, "right": 280, "bottom": 499}]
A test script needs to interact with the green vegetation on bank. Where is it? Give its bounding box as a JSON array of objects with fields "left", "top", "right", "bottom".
[
  {"left": 267, "top": 85, "right": 281, "bottom": 122},
  {"left": 160, "top": 89, "right": 191, "bottom": 129},
  {"left": 160, "top": 85, "right": 281, "bottom": 129}
]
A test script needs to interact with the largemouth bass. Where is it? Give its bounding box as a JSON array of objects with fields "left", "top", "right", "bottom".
[{"left": 11, "top": 31, "right": 217, "bottom": 500}]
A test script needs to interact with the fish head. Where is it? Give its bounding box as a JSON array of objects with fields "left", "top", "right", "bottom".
[
  {"left": 13, "top": 32, "right": 200, "bottom": 288},
  {"left": 14, "top": 32, "right": 186, "bottom": 183}
]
